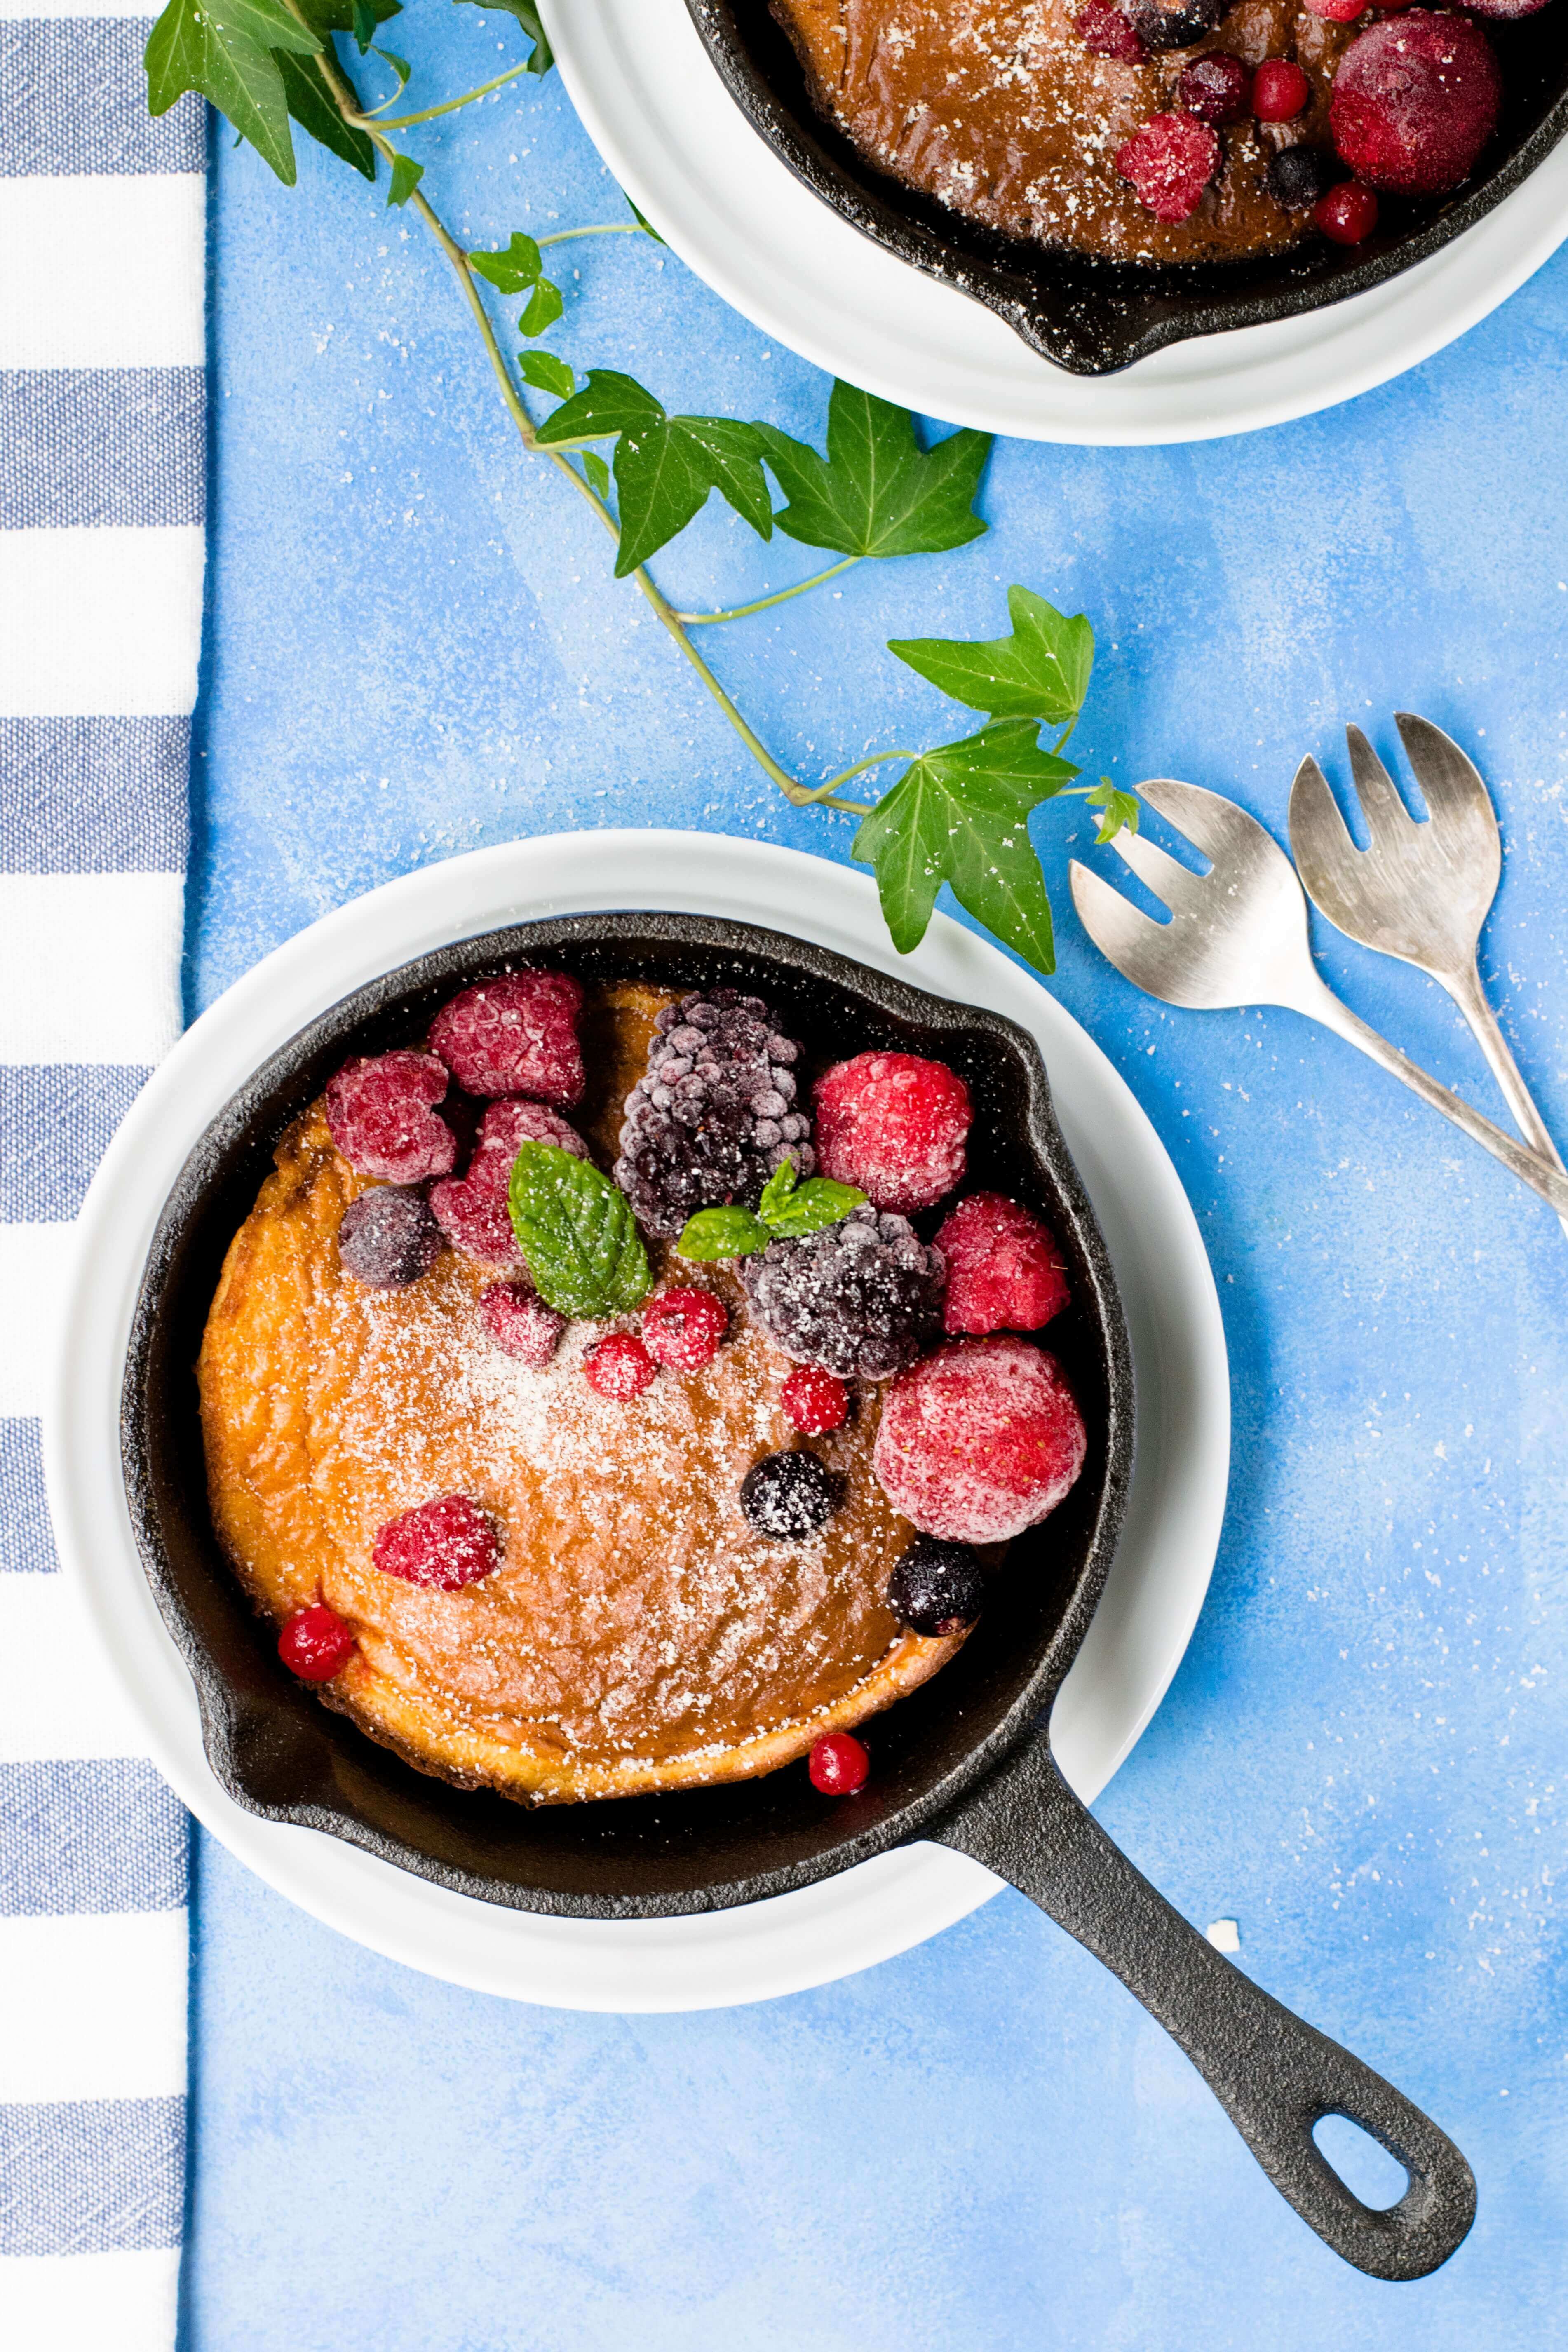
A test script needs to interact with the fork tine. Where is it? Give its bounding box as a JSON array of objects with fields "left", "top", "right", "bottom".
[
  {"left": 1288, "top": 754, "right": 1361, "bottom": 907},
  {"left": 1136, "top": 775, "right": 1261, "bottom": 864},
  {"left": 1106, "top": 825, "right": 1210, "bottom": 917},
  {"left": 1394, "top": 712, "right": 1500, "bottom": 835},
  {"left": 1068, "top": 861, "right": 1179, "bottom": 992},
  {"left": 1345, "top": 725, "right": 1412, "bottom": 844}
]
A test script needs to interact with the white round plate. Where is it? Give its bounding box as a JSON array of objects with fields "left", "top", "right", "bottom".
[
  {"left": 45, "top": 833, "right": 1227, "bottom": 2012},
  {"left": 542, "top": 0, "right": 1568, "bottom": 445}
]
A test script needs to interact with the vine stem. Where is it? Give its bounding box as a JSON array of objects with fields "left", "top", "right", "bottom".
[
  {"left": 353, "top": 57, "right": 536, "bottom": 131},
  {"left": 674, "top": 556, "right": 860, "bottom": 626},
  {"left": 294, "top": 18, "right": 870, "bottom": 818},
  {"left": 537, "top": 223, "right": 648, "bottom": 246}
]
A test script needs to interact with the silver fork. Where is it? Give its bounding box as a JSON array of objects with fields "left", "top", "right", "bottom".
[
  {"left": 1068, "top": 777, "right": 1568, "bottom": 1220},
  {"left": 1289, "top": 715, "right": 1566, "bottom": 1232}
]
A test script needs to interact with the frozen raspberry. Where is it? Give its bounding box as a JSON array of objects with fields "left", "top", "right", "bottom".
[
  {"left": 1075, "top": 0, "right": 1146, "bottom": 61},
  {"left": 1252, "top": 58, "right": 1310, "bottom": 121},
  {"left": 430, "top": 1099, "right": 587, "bottom": 1267},
  {"left": 480, "top": 1282, "right": 565, "bottom": 1367},
  {"left": 934, "top": 1193, "right": 1070, "bottom": 1336},
  {"left": 780, "top": 1364, "right": 850, "bottom": 1436},
  {"left": 1178, "top": 53, "right": 1250, "bottom": 124},
  {"left": 428, "top": 970, "right": 585, "bottom": 1103},
  {"left": 1330, "top": 13, "right": 1501, "bottom": 194},
  {"left": 642, "top": 1286, "right": 728, "bottom": 1372},
  {"left": 1315, "top": 179, "right": 1379, "bottom": 242},
  {"left": 1305, "top": 0, "right": 1365, "bottom": 19},
  {"left": 887, "top": 1536, "right": 986, "bottom": 1636},
  {"left": 808, "top": 1731, "right": 869, "bottom": 1795},
  {"left": 813, "top": 1052, "right": 970, "bottom": 1214},
  {"left": 324, "top": 1051, "right": 456, "bottom": 1185},
  {"left": 1115, "top": 112, "right": 1220, "bottom": 223},
  {"left": 584, "top": 1332, "right": 656, "bottom": 1399},
  {"left": 277, "top": 1602, "right": 356, "bottom": 1681},
  {"left": 373, "top": 1494, "right": 500, "bottom": 1589},
  {"left": 1268, "top": 145, "right": 1338, "bottom": 207},
  {"left": 337, "top": 1188, "right": 442, "bottom": 1288},
  {"left": 873, "top": 1337, "right": 1087, "bottom": 1545}
]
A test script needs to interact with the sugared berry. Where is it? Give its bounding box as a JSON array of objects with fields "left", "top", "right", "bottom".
[
  {"left": 780, "top": 1364, "right": 851, "bottom": 1436},
  {"left": 429, "top": 970, "right": 585, "bottom": 1103},
  {"left": 808, "top": 1732, "right": 869, "bottom": 1796},
  {"left": 1115, "top": 112, "right": 1220, "bottom": 223},
  {"left": 337, "top": 1188, "right": 442, "bottom": 1288},
  {"left": 1252, "top": 58, "right": 1310, "bottom": 121},
  {"left": 642, "top": 1286, "right": 728, "bottom": 1372},
  {"left": 1314, "top": 178, "right": 1379, "bottom": 242},
  {"left": 615, "top": 989, "right": 812, "bottom": 1237},
  {"left": 278, "top": 1602, "right": 357, "bottom": 1681},
  {"left": 324, "top": 1051, "right": 455, "bottom": 1185},
  {"left": 934, "top": 1192, "right": 1070, "bottom": 1337},
  {"left": 584, "top": 1332, "right": 657, "bottom": 1399},
  {"left": 1268, "top": 144, "right": 1338, "bottom": 208},
  {"left": 480, "top": 1282, "right": 565, "bottom": 1366},
  {"left": 874, "top": 1337, "right": 1087, "bottom": 1545},
  {"left": 813, "top": 1052, "right": 971, "bottom": 1214},
  {"left": 887, "top": 1536, "right": 987, "bottom": 1636},
  {"left": 1304, "top": 0, "right": 1365, "bottom": 19},
  {"left": 1330, "top": 12, "right": 1501, "bottom": 195},
  {"left": 1075, "top": 0, "right": 1146, "bottom": 60},
  {"left": 740, "top": 1450, "right": 843, "bottom": 1541},
  {"left": 431, "top": 1099, "right": 587, "bottom": 1267},
  {"left": 1462, "top": 0, "right": 1548, "bottom": 16},
  {"left": 1177, "top": 53, "right": 1250, "bottom": 125},
  {"left": 1127, "top": 0, "right": 1228, "bottom": 50},
  {"left": 373, "top": 1494, "right": 500, "bottom": 1590},
  {"left": 742, "top": 1204, "right": 945, "bottom": 1380}
]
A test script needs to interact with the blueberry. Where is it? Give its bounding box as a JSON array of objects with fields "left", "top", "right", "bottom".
[
  {"left": 887, "top": 1536, "right": 986, "bottom": 1636},
  {"left": 1268, "top": 146, "right": 1338, "bottom": 211},
  {"left": 740, "top": 1451, "right": 843, "bottom": 1542},
  {"left": 338, "top": 1188, "right": 442, "bottom": 1287}
]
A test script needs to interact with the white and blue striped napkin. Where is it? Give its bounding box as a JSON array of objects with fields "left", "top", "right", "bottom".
[{"left": 0, "top": 6, "right": 203, "bottom": 2343}]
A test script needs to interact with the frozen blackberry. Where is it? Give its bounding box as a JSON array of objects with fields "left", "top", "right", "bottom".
[
  {"left": 614, "top": 988, "right": 814, "bottom": 1238},
  {"left": 740, "top": 1204, "right": 944, "bottom": 1380}
]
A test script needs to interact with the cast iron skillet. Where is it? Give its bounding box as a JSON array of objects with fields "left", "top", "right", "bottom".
[
  {"left": 122, "top": 911, "right": 1474, "bottom": 2278},
  {"left": 685, "top": 0, "right": 1568, "bottom": 375}
]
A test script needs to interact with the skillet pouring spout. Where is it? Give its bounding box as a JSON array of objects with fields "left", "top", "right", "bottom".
[{"left": 929, "top": 1732, "right": 1476, "bottom": 2280}]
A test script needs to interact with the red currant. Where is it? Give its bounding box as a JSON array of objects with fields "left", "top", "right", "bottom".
[
  {"left": 1251, "top": 59, "right": 1310, "bottom": 121},
  {"left": 278, "top": 1603, "right": 357, "bottom": 1681},
  {"left": 809, "top": 1732, "right": 870, "bottom": 1795},
  {"left": 642, "top": 1286, "right": 728, "bottom": 1372},
  {"left": 1176, "top": 54, "right": 1250, "bottom": 126},
  {"left": 1314, "top": 180, "right": 1379, "bottom": 243},
  {"left": 584, "top": 1332, "right": 657, "bottom": 1399},
  {"left": 780, "top": 1364, "right": 850, "bottom": 1436}
]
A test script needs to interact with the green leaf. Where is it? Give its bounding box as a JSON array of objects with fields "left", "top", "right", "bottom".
[
  {"left": 387, "top": 150, "right": 422, "bottom": 207},
  {"left": 369, "top": 40, "right": 409, "bottom": 87},
  {"left": 469, "top": 230, "right": 542, "bottom": 293},
  {"left": 889, "top": 587, "right": 1094, "bottom": 725},
  {"left": 535, "top": 367, "right": 662, "bottom": 444},
  {"left": 752, "top": 382, "right": 990, "bottom": 559},
  {"left": 538, "top": 373, "right": 771, "bottom": 576},
  {"left": 761, "top": 1170, "right": 867, "bottom": 1239},
  {"left": 293, "top": 0, "right": 400, "bottom": 36},
  {"left": 676, "top": 1207, "right": 771, "bottom": 1262},
  {"left": 519, "top": 277, "right": 563, "bottom": 337},
  {"left": 275, "top": 46, "right": 376, "bottom": 179},
  {"left": 628, "top": 197, "right": 664, "bottom": 244},
  {"left": 582, "top": 450, "right": 610, "bottom": 500},
  {"left": 677, "top": 417, "right": 774, "bottom": 540},
  {"left": 1085, "top": 779, "right": 1140, "bottom": 845},
  {"left": 145, "top": 0, "right": 319, "bottom": 185},
  {"left": 452, "top": 0, "right": 552, "bottom": 73},
  {"left": 851, "top": 718, "right": 1078, "bottom": 976},
  {"left": 508, "top": 1144, "right": 652, "bottom": 1315},
  {"left": 521, "top": 349, "right": 574, "bottom": 399}
]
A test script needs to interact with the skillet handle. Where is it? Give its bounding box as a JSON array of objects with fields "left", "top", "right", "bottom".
[{"left": 928, "top": 1732, "right": 1475, "bottom": 2280}]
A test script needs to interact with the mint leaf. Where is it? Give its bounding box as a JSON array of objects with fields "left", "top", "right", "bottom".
[
  {"left": 387, "top": 151, "right": 422, "bottom": 207},
  {"left": 852, "top": 719, "right": 1077, "bottom": 976},
  {"left": 537, "top": 371, "right": 772, "bottom": 577},
  {"left": 756, "top": 1159, "right": 799, "bottom": 1226},
  {"left": 889, "top": 587, "right": 1093, "bottom": 725},
  {"left": 764, "top": 1176, "right": 867, "bottom": 1239},
  {"left": 1086, "top": 779, "right": 1140, "bottom": 845},
  {"left": 275, "top": 47, "right": 375, "bottom": 177},
  {"left": 582, "top": 451, "right": 610, "bottom": 500},
  {"left": 753, "top": 383, "right": 990, "bottom": 559},
  {"left": 519, "top": 277, "right": 563, "bottom": 337},
  {"left": 521, "top": 349, "right": 573, "bottom": 399},
  {"left": 469, "top": 230, "right": 542, "bottom": 294},
  {"left": 508, "top": 1144, "right": 651, "bottom": 1315},
  {"left": 146, "top": 0, "right": 319, "bottom": 186},
  {"left": 676, "top": 1207, "right": 771, "bottom": 1261},
  {"left": 453, "top": 0, "right": 552, "bottom": 73}
]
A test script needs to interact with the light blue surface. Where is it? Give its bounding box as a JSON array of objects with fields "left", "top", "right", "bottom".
[{"left": 185, "top": 18, "right": 1568, "bottom": 2345}]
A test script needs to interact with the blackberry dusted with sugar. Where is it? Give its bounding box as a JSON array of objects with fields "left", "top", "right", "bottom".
[
  {"left": 741, "top": 1204, "right": 944, "bottom": 1380},
  {"left": 615, "top": 988, "right": 814, "bottom": 1238}
]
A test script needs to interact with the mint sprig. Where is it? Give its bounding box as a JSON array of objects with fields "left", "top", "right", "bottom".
[
  {"left": 676, "top": 1161, "right": 866, "bottom": 1262},
  {"left": 508, "top": 1142, "right": 652, "bottom": 1317}
]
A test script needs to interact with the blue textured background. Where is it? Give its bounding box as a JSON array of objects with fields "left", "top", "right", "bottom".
[{"left": 184, "top": 14, "right": 1568, "bottom": 2345}]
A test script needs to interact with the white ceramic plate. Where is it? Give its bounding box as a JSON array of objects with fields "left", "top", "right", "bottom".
[
  {"left": 44, "top": 833, "right": 1228, "bottom": 2012},
  {"left": 541, "top": 0, "right": 1568, "bottom": 445}
]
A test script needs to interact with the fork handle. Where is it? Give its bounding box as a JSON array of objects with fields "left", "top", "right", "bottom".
[
  {"left": 1439, "top": 961, "right": 1568, "bottom": 1216},
  {"left": 1296, "top": 973, "right": 1568, "bottom": 1219}
]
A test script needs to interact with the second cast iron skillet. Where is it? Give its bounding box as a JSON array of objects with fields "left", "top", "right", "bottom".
[{"left": 122, "top": 911, "right": 1474, "bottom": 2278}]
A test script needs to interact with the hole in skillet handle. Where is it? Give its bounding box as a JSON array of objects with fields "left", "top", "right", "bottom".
[
  {"left": 119, "top": 910, "right": 1131, "bottom": 1921},
  {"left": 685, "top": 0, "right": 1568, "bottom": 376}
]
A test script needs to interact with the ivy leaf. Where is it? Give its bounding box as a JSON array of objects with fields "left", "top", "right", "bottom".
[
  {"left": 676, "top": 1207, "right": 770, "bottom": 1262},
  {"left": 889, "top": 587, "right": 1094, "bottom": 725},
  {"left": 582, "top": 450, "right": 611, "bottom": 500},
  {"left": 145, "top": 0, "right": 320, "bottom": 186},
  {"left": 508, "top": 1144, "right": 651, "bottom": 1315},
  {"left": 537, "top": 371, "right": 772, "bottom": 576},
  {"left": 469, "top": 230, "right": 543, "bottom": 293},
  {"left": 1085, "top": 779, "right": 1140, "bottom": 845},
  {"left": 387, "top": 151, "right": 422, "bottom": 207},
  {"left": 369, "top": 41, "right": 409, "bottom": 87},
  {"left": 452, "top": 0, "right": 552, "bottom": 74},
  {"left": 519, "top": 277, "right": 563, "bottom": 336},
  {"left": 275, "top": 47, "right": 376, "bottom": 179},
  {"left": 752, "top": 383, "right": 990, "bottom": 559},
  {"left": 535, "top": 367, "right": 660, "bottom": 442},
  {"left": 293, "top": 0, "right": 400, "bottom": 38},
  {"left": 851, "top": 719, "right": 1078, "bottom": 976},
  {"left": 757, "top": 1160, "right": 866, "bottom": 1238},
  {"left": 628, "top": 197, "right": 664, "bottom": 244},
  {"left": 521, "top": 349, "right": 573, "bottom": 399}
]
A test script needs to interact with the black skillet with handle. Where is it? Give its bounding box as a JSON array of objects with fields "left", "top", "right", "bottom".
[{"left": 121, "top": 911, "right": 1475, "bottom": 2280}]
